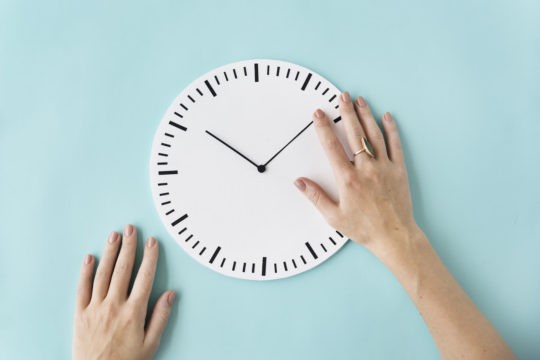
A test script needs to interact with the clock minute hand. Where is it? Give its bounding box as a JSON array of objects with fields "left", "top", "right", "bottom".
[
  {"left": 263, "top": 121, "right": 314, "bottom": 168},
  {"left": 205, "top": 130, "right": 263, "bottom": 172}
]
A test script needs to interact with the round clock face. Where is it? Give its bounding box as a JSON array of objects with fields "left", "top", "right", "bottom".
[{"left": 150, "top": 59, "right": 352, "bottom": 280}]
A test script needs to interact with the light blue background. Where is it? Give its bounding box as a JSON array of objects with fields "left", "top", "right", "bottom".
[{"left": 1, "top": 0, "right": 539, "bottom": 359}]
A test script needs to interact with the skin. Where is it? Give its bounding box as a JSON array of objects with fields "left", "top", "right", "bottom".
[
  {"left": 73, "top": 92, "right": 515, "bottom": 359},
  {"left": 73, "top": 224, "right": 175, "bottom": 360},
  {"left": 294, "top": 92, "right": 516, "bottom": 360}
]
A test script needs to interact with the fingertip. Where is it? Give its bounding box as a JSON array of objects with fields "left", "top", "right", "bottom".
[
  {"left": 313, "top": 109, "right": 324, "bottom": 119},
  {"left": 382, "top": 111, "right": 404, "bottom": 163},
  {"left": 340, "top": 91, "right": 351, "bottom": 103},
  {"left": 146, "top": 236, "right": 157, "bottom": 248},
  {"left": 167, "top": 291, "right": 176, "bottom": 306},
  {"left": 84, "top": 254, "right": 93, "bottom": 265},
  {"left": 356, "top": 96, "right": 367, "bottom": 107},
  {"left": 77, "top": 254, "right": 95, "bottom": 309},
  {"left": 294, "top": 178, "right": 306, "bottom": 191},
  {"left": 108, "top": 231, "right": 119, "bottom": 244},
  {"left": 123, "top": 224, "right": 134, "bottom": 236}
]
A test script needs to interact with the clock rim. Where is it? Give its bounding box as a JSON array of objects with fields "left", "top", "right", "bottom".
[{"left": 149, "top": 58, "right": 349, "bottom": 281}]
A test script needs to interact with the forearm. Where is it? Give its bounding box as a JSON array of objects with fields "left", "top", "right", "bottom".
[
  {"left": 373, "top": 229, "right": 515, "bottom": 360},
  {"left": 296, "top": 95, "right": 515, "bottom": 359}
]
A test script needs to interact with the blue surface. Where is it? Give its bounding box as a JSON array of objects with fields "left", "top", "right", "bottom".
[{"left": 1, "top": 0, "right": 539, "bottom": 359}]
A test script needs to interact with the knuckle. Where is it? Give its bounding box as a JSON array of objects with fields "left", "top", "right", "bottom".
[
  {"left": 94, "top": 269, "right": 107, "bottom": 283},
  {"left": 124, "top": 308, "right": 140, "bottom": 324},
  {"left": 116, "top": 261, "right": 129, "bottom": 273},
  {"left": 324, "top": 136, "right": 342, "bottom": 151},
  {"left": 128, "top": 293, "right": 143, "bottom": 305},
  {"left": 103, "top": 297, "right": 119, "bottom": 312},
  {"left": 372, "top": 131, "right": 384, "bottom": 144},
  {"left": 341, "top": 170, "right": 357, "bottom": 187},
  {"left": 362, "top": 162, "right": 379, "bottom": 180},
  {"left": 308, "top": 187, "right": 321, "bottom": 206},
  {"left": 158, "top": 310, "right": 169, "bottom": 322},
  {"left": 128, "top": 293, "right": 147, "bottom": 308},
  {"left": 99, "top": 303, "right": 120, "bottom": 328},
  {"left": 134, "top": 273, "right": 154, "bottom": 292},
  {"left": 158, "top": 307, "right": 171, "bottom": 322},
  {"left": 141, "top": 268, "right": 154, "bottom": 280}
]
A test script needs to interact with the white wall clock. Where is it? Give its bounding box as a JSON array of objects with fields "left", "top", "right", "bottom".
[{"left": 150, "top": 59, "right": 352, "bottom": 280}]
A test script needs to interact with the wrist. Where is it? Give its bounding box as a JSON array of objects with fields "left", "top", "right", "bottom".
[{"left": 367, "top": 225, "right": 432, "bottom": 280}]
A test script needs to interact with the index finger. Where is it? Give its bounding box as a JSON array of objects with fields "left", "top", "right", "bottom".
[{"left": 312, "top": 109, "right": 352, "bottom": 178}]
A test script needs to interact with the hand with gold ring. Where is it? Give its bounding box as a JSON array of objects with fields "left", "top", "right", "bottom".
[
  {"left": 293, "top": 92, "right": 515, "bottom": 360},
  {"left": 294, "top": 91, "right": 416, "bottom": 250}
]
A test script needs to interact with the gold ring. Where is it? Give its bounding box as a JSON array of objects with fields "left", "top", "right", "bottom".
[{"left": 353, "top": 137, "right": 375, "bottom": 158}]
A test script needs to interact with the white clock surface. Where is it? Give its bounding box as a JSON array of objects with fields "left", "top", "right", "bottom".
[{"left": 150, "top": 59, "right": 352, "bottom": 280}]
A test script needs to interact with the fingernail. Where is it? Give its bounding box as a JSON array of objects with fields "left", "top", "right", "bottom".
[
  {"left": 313, "top": 109, "right": 324, "bottom": 119},
  {"left": 84, "top": 254, "right": 92, "bottom": 265},
  {"left": 146, "top": 237, "right": 157, "bottom": 248},
  {"left": 340, "top": 92, "right": 350, "bottom": 102},
  {"left": 108, "top": 231, "right": 118, "bottom": 244},
  {"left": 124, "top": 224, "right": 133, "bottom": 236},
  {"left": 294, "top": 179, "right": 306, "bottom": 191},
  {"left": 384, "top": 112, "right": 393, "bottom": 122},
  {"left": 356, "top": 96, "right": 367, "bottom": 107},
  {"left": 167, "top": 291, "right": 176, "bottom": 306}
]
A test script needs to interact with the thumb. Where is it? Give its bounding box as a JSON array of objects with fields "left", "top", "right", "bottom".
[
  {"left": 144, "top": 290, "right": 175, "bottom": 353},
  {"left": 294, "top": 177, "right": 338, "bottom": 225}
]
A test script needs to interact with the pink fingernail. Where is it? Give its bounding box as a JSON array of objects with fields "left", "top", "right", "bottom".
[
  {"left": 384, "top": 112, "right": 393, "bottom": 122},
  {"left": 340, "top": 92, "right": 350, "bottom": 102},
  {"left": 167, "top": 291, "right": 176, "bottom": 306},
  {"left": 294, "top": 179, "right": 306, "bottom": 191},
  {"left": 124, "top": 224, "right": 133, "bottom": 236},
  {"left": 108, "top": 231, "right": 118, "bottom": 244},
  {"left": 356, "top": 96, "right": 367, "bottom": 107},
  {"left": 146, "top": 237, "right": 157, "bottom": 248},
  {"left": 313, "top": 109, "right": 324, "bottom": 118},
  {"left": 84, "top": 254, "right": 92, "bottom": 265}
]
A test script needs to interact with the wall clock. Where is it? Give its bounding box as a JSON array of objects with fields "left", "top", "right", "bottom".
[{"left": 150, "top": 59, "right": 352, "bottom": 280}]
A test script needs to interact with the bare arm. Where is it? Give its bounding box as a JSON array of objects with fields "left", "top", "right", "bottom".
[
  {"left": 381, "top": 229, "right": 514, "bottom": 359},
  {"left": 294, "top": 92, "right": 515, "bottom": 360}
]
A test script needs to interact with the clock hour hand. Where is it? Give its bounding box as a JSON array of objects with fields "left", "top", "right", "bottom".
[
  {"left": 262, "top": 120, "right": 314, "bottom": 168},
  {"left": 205, "top": 130, "right": 266, "bottom": 172}
]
